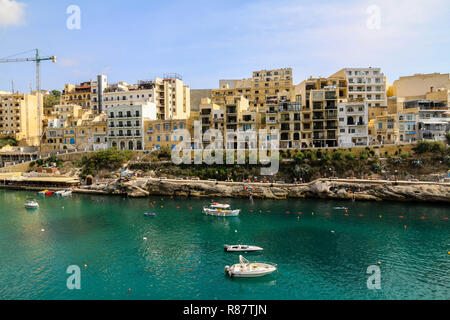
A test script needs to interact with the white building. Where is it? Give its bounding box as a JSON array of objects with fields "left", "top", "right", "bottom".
[
  {"left": 338, "top": 101, "right": 369, "bottom": 147},
  {"left": 107, "top": 103, "right": 157, "bottom": 151},
  {"left": 103, "top": 76, "right": 190, "bottom": 121},
  {"left": 330, "top": 68, "right": 388, "bottom": 108}
]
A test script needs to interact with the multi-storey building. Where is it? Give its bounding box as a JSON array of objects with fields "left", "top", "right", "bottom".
[
  {"left": 144, "top": 118, "right": 191, "bottom": 151},
  {"left": 107, "top": 103, "right": 157, "bottom": 151},
  {"left": 0, "top": 92, "right": 43, "bottom": 146},
  {"left": 371, "top": 111, "right": 418, "bottom": 145},
  {"left": 42, "top": 106, "right": 107, "bottom": 153},
  {"left": 404, "top": 99, "right": 450, "bottom": 141},
  {"left": 265, "top": 90, "right": 302, "bottom": 149},
  {"left": 338, "top": 101, "right": 369, "bottom": 147},
  {"left": 330, "top": 68, "right": 388, "bottom": 123},
  {"left": 103, "top": 76, "right": 190, "bottom": 121},
  {"left": 61, "top": 83, "right": 92, "bottom": 109},
  {"left": 60, "top": 75, "right": 108, "bottom": 113},
  {"left": 212, "top": 68, "right": 294, "bottom": 132},
  {"left": 296, "top": 77, "right": 347, "bottom": 148},
  {"left": 393, "top": 73, "right": 450, "bottom": 100}
]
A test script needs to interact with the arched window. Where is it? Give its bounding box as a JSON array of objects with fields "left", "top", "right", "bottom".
[{"left": 128, "top": 141, "right": 134, "bottom": 150}]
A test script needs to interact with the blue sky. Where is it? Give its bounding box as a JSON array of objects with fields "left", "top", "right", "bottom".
[{"left": 0, "top": 0, "right": 449, "bottom": 93}]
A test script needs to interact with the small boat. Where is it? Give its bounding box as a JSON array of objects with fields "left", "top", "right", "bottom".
[
  {"left": 225, "top": 255, "right": 277, "bottom": 278},
  {"left": 56, "top": 190, "right": 72, "bottom": 197},
  {"left": 38, "top": 190, "right": 49, "bottom": 196},
  {"left": 203, "top": 203, "right": 240, "bottom": 217},
  {"left": 144, "top": 212, "right": 157, "bottom": 217},
  {"left": 61, "top": 190, "right": 72, "bottom": 197},
  {"left": 333, "top": 207, "right": 348, "bottom": 210},
  {"left": 224, "top": 245, "right": 264, "bottom": 252},
  {"left": 45, "top": 191, "right": 55, "bottom": 196},
  {"left": 24, "top": 199, "right": 39, "bottom": 209}
]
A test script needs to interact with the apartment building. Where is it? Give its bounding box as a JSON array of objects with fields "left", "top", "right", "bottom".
[
  {"left": 61, "top": 83, "right": 92, "bottom": 109},
  {"left": 338, "top": 101, "right": 369, "bottom": 147},
  {"left": 107, "top": 103, "right": 157, "bottom": 151},
  {"left": 42, "top": 106, "right": 107, "bottom": 153},
  {"left": 404, "top": 99, "right": 450, "bottom": 141},
  {"left": 0, "top": 92, "right": 43, "bottom": 146},
  {"left": 212, "top": 68, "right": 294, "bottom": 120},
  {"left": 296, "top": 77, "right": 347, "bottom": 148},
  {"left": 265, "top": 90, "right": 302, "bottom": 149},
  {"left": 371, "top": 111, "right": 418, "bottom": 145},
  {"left": 60, "top": 75, "right": 108, "bottom": 113},
  {"left": 393, "top": 73, "right": 450, "bottom": 100},
  {"left": 103, "top": 76, "right": 190, "bottom": 120},
  {"left": 144, "top": 118, "right": 191, "bottom": 151},
  {"left": 330, "top": 68, "right": 388, "bottom": 108}
]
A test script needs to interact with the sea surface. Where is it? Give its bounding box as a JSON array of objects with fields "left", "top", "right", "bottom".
[{"left": 0, "top": 189, "right": 448, "bottom": 300}]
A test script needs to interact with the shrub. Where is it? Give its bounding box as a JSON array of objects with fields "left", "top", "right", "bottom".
[
  {"left": 344, "top": 151, "right": 356, "bottom": 161},
  {"left": 333, "top": 150, "right": 344, "bottom": 161},
  {"left": 293, "top": 151, "right": 305, "bottom": 164},
  {"left": 359, "top": 150, "right": 369, "bottom": 160},
  {"left": 413, "top": 140, "right": 446, "bottom": 154},
  {"left": 81, "top": 148, "right": 133, "bottom": 178}
]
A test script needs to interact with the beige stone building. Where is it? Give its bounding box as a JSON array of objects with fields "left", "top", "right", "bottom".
[
  {"left": 0, "top": 92, "right": 43, "bottom": 146},
  {"left": 296, "top": 77, "right": 347, "bottom": 148},
  {"left": 144, "top": 118, "right": 192, "bottom": 151},
  {"left": 103, "top": 76, "right": 190, "bottom": 121},
  {"left": 212, "top": 68, "right": 294, "bottom": 121},
  {"left": 393, "top": 73, "right": 450, "bottom": 100},
  {"left": 41, "top": 105, "right": 107, "bottom": 154},
  {"left": 61, "top": 83, "right": 92, "bottom": 109}
]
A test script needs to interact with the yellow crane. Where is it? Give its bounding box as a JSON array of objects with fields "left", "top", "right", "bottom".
[{"left": 0, "top": 49, "right": 56, "bottom": 136}]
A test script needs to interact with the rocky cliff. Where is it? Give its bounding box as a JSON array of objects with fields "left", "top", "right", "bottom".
[{"left": 78, "top": 178, "right": 450, "bottom": 203}]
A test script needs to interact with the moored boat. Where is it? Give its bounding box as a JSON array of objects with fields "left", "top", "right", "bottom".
[
  {"left": 38, "top": 190, "right": 48, "bottom": 196},
  {"left": 224, "top": 244, "right": 264, "bottom": 252},
  {"left": 203, "top": 203, "right": 240, "bottom": 217},
  {"left": 225, "top": 255, "right": 277, "bottom": 278},
  {"left": 24, "top": 199, "right": 39, "bottom": 209},
  {"left": 56, "top": 190, "right": 72, "bottom": 197},
  {"left": 144, "top": 212, "right": 156, "bottom": 217}
]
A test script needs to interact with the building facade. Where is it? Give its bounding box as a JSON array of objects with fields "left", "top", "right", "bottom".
[
  {"left": 338, "top": 101, "right": 369, "bottom": 147},
  {"left": 107, "top": 103, "right": 157, "bottom": 151},
  {"left": 0, "top": 92, "right": 43, "bottom": 146}
]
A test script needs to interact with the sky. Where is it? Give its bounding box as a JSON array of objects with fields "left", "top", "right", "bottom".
[{"left": 0, "top": 0, "right": 449, "bottom": 93}]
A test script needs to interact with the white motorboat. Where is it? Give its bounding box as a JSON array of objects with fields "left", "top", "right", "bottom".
[
  {"left": 24, "top": 200, "right": 39, "bottom": 209},
  {"left": 225, "top": 256, "right": 277, "bottom": 278},
  {"left": 203, "top": 203, "right": 240, "bottom": 217},
  {"left": 56, "top": 190, "right": 72, "bottom": 197},
  {"left": 224, "top": 244, "right": 264, "bottom": 252}
]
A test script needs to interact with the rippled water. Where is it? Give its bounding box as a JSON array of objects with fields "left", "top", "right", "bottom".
[{"left": 0, "top": 190, "right": 448, "bottom": 300}]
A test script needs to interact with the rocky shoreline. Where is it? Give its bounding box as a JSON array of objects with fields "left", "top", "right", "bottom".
[{"left": 76, "top": 177, "right": 450, "bottom": 203}]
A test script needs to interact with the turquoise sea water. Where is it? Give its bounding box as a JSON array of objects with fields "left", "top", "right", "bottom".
[{"left": 0, "top": 189, "right": 448, "bottom": 300}]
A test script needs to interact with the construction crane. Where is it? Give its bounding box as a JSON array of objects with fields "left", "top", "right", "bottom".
[{"left": 0, "top": 49, "right": 56, "bottom": 136}]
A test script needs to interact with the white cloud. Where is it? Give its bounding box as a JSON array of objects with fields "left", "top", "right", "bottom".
[{"left": 0, "top": 0, "right": 26, "bottom": 27}]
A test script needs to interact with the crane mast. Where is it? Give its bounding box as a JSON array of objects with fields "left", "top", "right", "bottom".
[{"left": 0, "top": 49, "right": 56, "bottom": 137}]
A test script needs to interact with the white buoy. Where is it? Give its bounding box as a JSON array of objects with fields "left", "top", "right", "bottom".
[
  {"left": 41, "top": 229, "right": 45, "bottom": 232},
  {"left": 143, "top": 237, "right": 147, "bottom": 241}
]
